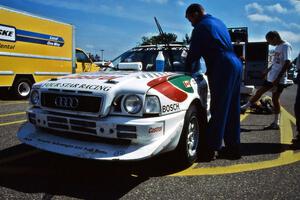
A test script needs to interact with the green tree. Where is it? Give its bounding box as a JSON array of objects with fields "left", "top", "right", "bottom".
[
  {"left": 182, "top": 33, "right": 191, "bottom": 45},
  {"left": 140, "top": 33, "right": 178, "bottom": 45}
]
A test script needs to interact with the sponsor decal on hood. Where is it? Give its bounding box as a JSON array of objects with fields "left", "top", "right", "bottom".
[
  {"left": 40, "top": 71, "right": 156, "bottom": 93},
  {"left": 42, "top": 82, "right": 112, "bottom": 91},
  {"left": 147, "top": 75, "right": 193, "bottom": 103}
]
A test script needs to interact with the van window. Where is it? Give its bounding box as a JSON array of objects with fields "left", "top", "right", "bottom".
[{"left": 76, "top": 50, "right": 90, "bottom": 63}]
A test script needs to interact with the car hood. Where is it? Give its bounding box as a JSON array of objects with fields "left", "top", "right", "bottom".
[{"left": 39, "top": 71, "right": 177, "bottom": 94}]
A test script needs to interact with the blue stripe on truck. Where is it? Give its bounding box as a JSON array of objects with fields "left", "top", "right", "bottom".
[{"left": 15, "top": 29, "right": 64, "bottom": 47}]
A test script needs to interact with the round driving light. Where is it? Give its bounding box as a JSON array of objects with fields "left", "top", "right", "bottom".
[
  {"left": 30, "top": 90, "right": 39, "bottom": 105},
  {"left": 145, "top": 96, "right": 160, "bottom": 113},
  {"left": 124, "top": 95, "right": 142, "bottom": 114}
]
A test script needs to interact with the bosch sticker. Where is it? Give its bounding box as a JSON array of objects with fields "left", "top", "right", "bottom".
[{"left": 162, "top": 103, "right": 180, "bottom": 113}]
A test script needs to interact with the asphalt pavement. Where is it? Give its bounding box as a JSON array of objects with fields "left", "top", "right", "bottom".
[{"left": 0, "top": 85, "right": 299, "bottom": 200}]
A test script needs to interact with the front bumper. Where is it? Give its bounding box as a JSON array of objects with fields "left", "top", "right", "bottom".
[{"left": 17, "top": 110, "right": 185, "bottom": 161}]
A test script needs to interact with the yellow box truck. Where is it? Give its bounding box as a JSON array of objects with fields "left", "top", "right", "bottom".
[{"left": 0, "top": 6, "right": 99, "bottom": 98}]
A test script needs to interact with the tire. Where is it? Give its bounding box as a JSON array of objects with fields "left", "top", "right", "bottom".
[
  {"left": 11, "top": 78, "right": 32, "bottom": 99},
  {"left": 175, "top": 104, "right": 204, "bottom": 166},
  {"left": 0, "top": 87, "right": 10, "bottom": 99}
]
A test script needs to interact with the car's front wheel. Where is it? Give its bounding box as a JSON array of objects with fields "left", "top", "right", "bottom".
[{"left": 176, "top": 104, "right": 202, "bottom": 166}]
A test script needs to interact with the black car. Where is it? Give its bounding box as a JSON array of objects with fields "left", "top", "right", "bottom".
[{"left": 109, "top": 44, "right": 206, "bottom": 73}]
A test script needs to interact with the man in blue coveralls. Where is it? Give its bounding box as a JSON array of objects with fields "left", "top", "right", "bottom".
[
  {"left": 292, "top": 53, "right": 300, "bottom": 145},
  {"left": 185, "top": 3, "right": 242, "bottom": 160}
]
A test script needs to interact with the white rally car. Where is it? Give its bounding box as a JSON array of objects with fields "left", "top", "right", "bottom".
[{"left": 18, "top": 44, "right": 209, "bottom": 165}]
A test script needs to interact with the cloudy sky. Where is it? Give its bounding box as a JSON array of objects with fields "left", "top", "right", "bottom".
[{"left": 1, "top": 0, "right": 300, "bottom": 59}]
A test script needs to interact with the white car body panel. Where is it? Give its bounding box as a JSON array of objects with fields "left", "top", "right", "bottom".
[{"left": 17, "top": 70, "right": 209, "bottom": 160}]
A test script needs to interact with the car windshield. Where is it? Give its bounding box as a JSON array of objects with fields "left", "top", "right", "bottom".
[{"left": 111, "top": 46, "right": 189, "bottom": 72}]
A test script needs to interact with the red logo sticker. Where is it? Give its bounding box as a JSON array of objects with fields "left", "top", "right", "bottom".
[
  {"left": 183, "top": 80, "right": 191, "bottom": 88},
  {"left": 149, "top": 126, "right": 162, "bottom": 134}
]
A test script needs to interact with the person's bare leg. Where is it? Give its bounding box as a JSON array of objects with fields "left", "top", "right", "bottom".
[
  {"left": 250, "top": 86, "right": 272, "bottom": 104},
  {"left": 263, "top": 90, "right": 282, "bottom": 130},
  {"left": 241, "top": 85, "right": 272, "bottom": 112},
  {"left": 272, "top": 91, "right": 282, "bottom": 125}
]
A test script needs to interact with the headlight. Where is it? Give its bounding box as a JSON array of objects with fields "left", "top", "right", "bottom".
[
  {"left": 30, "top": 90, "right": 39, "bottom": 105},
  {"left": 124, "top": 95, "right": 142, "bottom": 114},
  {"left": 144, "top": 96, "right": 160, "bottom": 114}
]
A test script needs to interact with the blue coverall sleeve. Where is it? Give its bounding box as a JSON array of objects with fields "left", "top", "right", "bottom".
[{"left": 185, "top": 25, "right": 210, "bottom": 73}]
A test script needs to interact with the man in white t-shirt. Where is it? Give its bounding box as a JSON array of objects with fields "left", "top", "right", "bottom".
[
  {"left": 241, "top": 31, "right": 292, "bottom": 130},
  {"left": 292, "top": 52, "right": 300, "bottom": 144}
]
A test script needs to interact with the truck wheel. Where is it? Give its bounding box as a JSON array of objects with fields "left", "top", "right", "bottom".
[
  {"left": 176, "top": 104, "right": 202, "bottom": 166},
  {"left": 12, "top": 78, "right": 32, "bottom": 99}
]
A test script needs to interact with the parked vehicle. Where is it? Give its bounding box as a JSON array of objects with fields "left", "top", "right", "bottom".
[
  {"left": 75, "top": 48, "right": 99, "bottom": 74},
  {"left": 0, "top": 6, "right": 99, "bottom": 98},
  {"left": 17, "top": 44, "right": 209, "bottom": 166},
  {"left": 17, "top": 43, "right": 267, "bottom": 165},
  {"left": 287, "top": 62, "right": 298, "bottom": 83}
]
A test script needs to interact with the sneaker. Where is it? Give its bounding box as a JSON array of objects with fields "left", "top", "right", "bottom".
[
  {"left": 263, "top": 122, "right": 280, "bottom": 130},
  {"left": 198, "top": 150, "right": 218, "bottom": 162},
  {"left": 291, "top": 134, "right": 300, "bottom": 144},
  {"left": 290, "top": 135, "right": 300, "bottom": 150},
  {"left": 217, "top": 146, "right": 242, "bottom": 160}
]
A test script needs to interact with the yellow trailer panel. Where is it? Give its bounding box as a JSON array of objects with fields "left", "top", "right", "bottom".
[
  {"left": 0, "top": 6, "right": 75, "bottom": 98},
  {"left": 0, "top": 6, "right": 100, "bottom": 98}
]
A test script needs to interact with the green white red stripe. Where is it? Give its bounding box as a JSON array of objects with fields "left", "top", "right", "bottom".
[{"left": 147, "top": 75, "right": 193, "bottom": 103}]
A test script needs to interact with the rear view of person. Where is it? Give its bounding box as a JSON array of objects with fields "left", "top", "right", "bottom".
[
  {"left": 185, "top": 3, "right": 242, "bottom": 160},
  {"left": 241, "top": 31, "right": 292, "bottom": 130}
]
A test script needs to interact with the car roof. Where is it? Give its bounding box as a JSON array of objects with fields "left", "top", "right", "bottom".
[{"left": 131, "top": 44, "right": 189, "bottom": 51}]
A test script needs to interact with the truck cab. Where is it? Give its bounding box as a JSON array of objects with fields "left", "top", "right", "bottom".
[{"left": 75, "top": 48, "right": 99, "bottom": 73}]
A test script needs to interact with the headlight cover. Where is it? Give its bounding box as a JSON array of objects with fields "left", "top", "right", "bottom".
[
  {"left": 30, "top": 90, "right": 39, "bottom": 105},
  {"left": 124, "top": 95, "right": 143, "bottom": 114},
  {"left": 144, "top": 95, "right": 161, "bottom": 114}
]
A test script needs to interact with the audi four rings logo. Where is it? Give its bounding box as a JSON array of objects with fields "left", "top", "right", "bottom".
[{"left": 54, "top": 96, "right": 79, "bottom": 108}]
